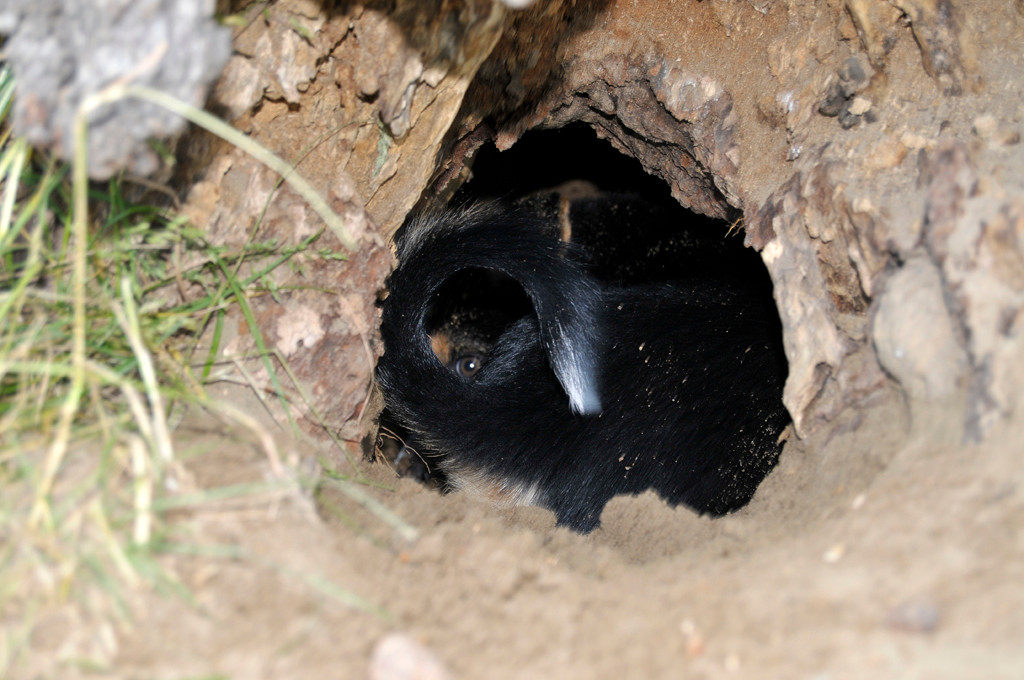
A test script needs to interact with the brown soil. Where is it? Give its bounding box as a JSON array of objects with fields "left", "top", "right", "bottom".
[{"left": 89, "top": 376, "right": 1021, "bottom": 679}]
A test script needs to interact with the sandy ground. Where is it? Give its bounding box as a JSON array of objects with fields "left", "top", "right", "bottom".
[{"left": 54, "top": 376, "right": 1014, "bottom": 680}]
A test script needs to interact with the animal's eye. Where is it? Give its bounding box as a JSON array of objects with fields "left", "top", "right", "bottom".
[{"left": 454, "top": 354, "right": 483, "bottom": 379}]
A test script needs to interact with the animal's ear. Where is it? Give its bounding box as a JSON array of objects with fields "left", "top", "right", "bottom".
[
  {"left": 530, "top": 276, "right": 604, "bottom": 415},
  {"left": 388, "top": 204, "right": 604, "bottom": 415}
]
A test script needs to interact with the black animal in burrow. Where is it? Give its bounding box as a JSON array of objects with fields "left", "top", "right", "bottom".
[{"left": 374, "top": 196, "right": 790, "bottom": 532}]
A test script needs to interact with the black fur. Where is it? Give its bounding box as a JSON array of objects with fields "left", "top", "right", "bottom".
[{"left": 375, "top": 198, "right": 790, "bottom": 532}]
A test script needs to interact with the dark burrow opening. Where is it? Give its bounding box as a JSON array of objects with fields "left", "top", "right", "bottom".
[
  {"left": 374, "top": 123, "right": 791, "bottom": 530},
  {"left": 451, "top": 124, "right": 772, "bottom": 288},
  {"left": 451, "top": 124, "right": 673, "bottom": 204}
]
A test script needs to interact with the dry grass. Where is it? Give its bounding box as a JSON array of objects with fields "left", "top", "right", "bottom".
[{"left": 0, "top": 64, "right": 398, "bottom": 676}]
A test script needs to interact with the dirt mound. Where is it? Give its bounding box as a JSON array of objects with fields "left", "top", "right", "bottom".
[{"left": 97, "top": 383, "right": 1023, "bottom": 679}]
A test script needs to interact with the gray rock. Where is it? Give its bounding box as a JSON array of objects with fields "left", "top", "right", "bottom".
[
  {"left": 2, "top": 0, "right": 231, "bottom": 179},
  {"left": 872, "top": 256, "right": 967, "bottom": 400}
]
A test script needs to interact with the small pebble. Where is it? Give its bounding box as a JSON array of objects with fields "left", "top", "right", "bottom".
[
  {"left": 867, "top": 140, "right": 907, "bottom": 169},
  {"left": 838, "top": 107, "right": 860, "bottom": 129},
  {"left": 900, "top": 133, "right": 933, "bottom": 150},
  {"left": 679, "top": 619, "right": 705, "bottom": 657},
  {"left": 370, "top": 633, "right": 452, "bottom": 680},
  {"left": 972, "top": 114, "right": 998, "bottom": 139},
  {"left": 818, "top": 81, "right": 846, "bottom": 117},
  {"left": 838, "top": 54, "right": 875, "bottom": 97},
  {"left": 971, "top": 116, "right": 1020, "bottom": 146},
  {"left": 823, "top": 543, "right": 846, "bottom": 563},
  {"left": 847, "top": 96, "right": 872, "bottom": 116},
  {"left": 886, "top": 599, "right": 941, "bottom": 633}
]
